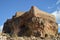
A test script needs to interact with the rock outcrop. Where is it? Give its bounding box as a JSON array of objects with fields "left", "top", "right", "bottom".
[
  {"left": 2, "top": 6, "right": 58, "bottom": 38},
  {"left": 0, "top": 33, "right": 60, "bottom": 40}
]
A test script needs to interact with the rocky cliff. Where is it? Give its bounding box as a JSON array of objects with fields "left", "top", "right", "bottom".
[{"left": 2, "top": 6, "right": 58, "bottom": 38}]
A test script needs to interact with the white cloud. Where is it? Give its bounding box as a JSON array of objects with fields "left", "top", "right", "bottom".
[
  {"left": 58, "top": 24, "right": 60, "bottom": 29},
  {"left": 58, "top": 24, "right": 60, "bottom": 32},
  {"left": 51, "top": 10, "right": 60, "bottom": 23},
  {"left": 48, "top": 7, "right": 53, "bottom": 9},
  {"left": 58, "top": 24, "right": 60, "bottom": 27},
  {"left": 56, "top": 0, "right": 60, "bottom": 4},
  {"left": 0, "top": 25, "right": 3, "bottom": 32}
]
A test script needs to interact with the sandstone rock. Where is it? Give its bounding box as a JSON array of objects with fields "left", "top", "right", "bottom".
[
  {"left": 0, "top": 33, "right": 60, "bottom": 40},
  {"left": 2, "top": 6, "right": 58, "bottom": 38}
]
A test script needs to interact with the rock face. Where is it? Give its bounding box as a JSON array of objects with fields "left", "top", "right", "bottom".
[
  {"left": 2, "top": 6, "right": 58, "bottom": 38},
  {"left": 0, "top": 33, "right": 60, "bottom": 40}
]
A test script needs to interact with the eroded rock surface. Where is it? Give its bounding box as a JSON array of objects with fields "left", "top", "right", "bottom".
[
  {"left": 0, "top": 33, "right": 60, "bottom": 40},
  {"left": 2, "top": 6, "right": 58, "bottom": 38}
]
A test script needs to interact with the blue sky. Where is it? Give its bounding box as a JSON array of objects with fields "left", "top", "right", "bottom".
[{"left": 0, "top": 0, "right": 60, "bottom": 32}]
